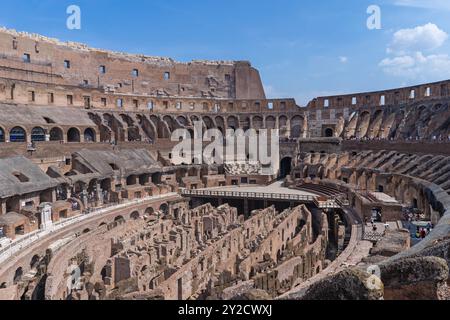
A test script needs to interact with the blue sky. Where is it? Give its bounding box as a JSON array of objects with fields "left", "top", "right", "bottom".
[{"left": 1, "top": 0, "right": 450, "bottom": 104}]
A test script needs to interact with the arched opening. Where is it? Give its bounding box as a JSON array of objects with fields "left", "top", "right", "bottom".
[
  {"left": 243, "top": 117, "right": 251, "bottom": 131},
  {"left": 67, "top": 128, "right": 81, "bottom": 142},
  {"left": 10, "top": 127, "right": 26, "bottom": 142},
  {"left": 126, "top": 175, "right": 137, "bottom": 186},
  {"left": 203, "top": 116, "right": 214, "bottom": 130},
  {"left": 253, "top": 116, "right": 263, "bottom": 130},
  {"left": 324, "top": 128, "right": 334, "bottom": 138},
  {"left": 279, "top": 157, "right": 292, "bottom": 179},
  {"left": 82, "top": 228, "right": 91, "bottom": 234},
  {"left": 290, "top": 116, "right": 304, "bottom": 138},
  {"left": 127, "top": 126, "right": 141, "bottom": 142},
  {"left": 150, "top": 116, "right": 170, "bottom": 139},
  {"left": 151, "top": 173, "right": 162, "bottom": 184},
  {"left": 163, "top": 115, "right": 177, "bottom": 132},
  {"left": 227, "top": 116, "right": 239, "bottom": 130},
  {"left": 137, "top": 114, "right": 156, "bottom": 143},
  {"left": 0, "top": 127, "right": 5, "bottom": 142},
  {"left": 177, "top": 116, "right": 188, "bottom": 126},
  {"left": 145, "top": 207, "right": 155, "bottom": 215},
  {"left": 279, "top": 116, "right": 288, "bottom": 137},
  {"left": 31, "top": 127, "right": 46, "bottom": 142},
  {"left": 84, "top": 128, "right": 96, "bottom": 142},
  {"left": 114, "top": 215, "right": 125, "bottom": 223},
  {"left": 138, "top": 174, "right": 149, "bottom": 186},
  {"left": 356, "top": 111, "right": 371, "bottom": 139},
  {"left": 215, "top": 116, "right": 225, "bottom": 134},
  {"left": 130, "top": 211, "right": 140, "bottom": 220},
  {"left": 265, "top": 116, "right": 276, "bottom": 131},
  {"left": 159, "top": 203, "right": 169, "bottom": 215},
  {"left": 49, "top": 127, "right": 64, "bottom": 141}
]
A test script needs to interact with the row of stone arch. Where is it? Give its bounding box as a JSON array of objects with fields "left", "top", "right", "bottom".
[
  {"left": 94, "top": 204, "right": 170, "bottom": 228},
  {"left": 341, "top": 103, "right": 450, "bottom": 140},
  {"left": 127, "top": 204, "right": 169, "bottom": 221},
  {"left": 90, "top": 112, "right": 307, "bottom": 143},
  {"left": 0, "top": 126, "right": 96, "bottom": 143}
]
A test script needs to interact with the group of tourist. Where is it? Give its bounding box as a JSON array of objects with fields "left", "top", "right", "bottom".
[
  {"left": 347, "top": 135, "right": 450, "bottom": 142},
  {"left": 56, "top": 188, "right": 68, "bottom": 201},
  {"left": 69, "top": 199, "right": 80, "bottom": 211},
  {"left": 415, "top": 226, "right": 432, "bottom": 239},
  {"left": 26, "top": 142, "right": 37, "bottom": 155},
  {"left": 108, "top": 137, "right": 154, "bottom": 146},
  {"left": 406, "top": 135, "right": 450, "bottom": 142},
  {"left": 403, "top": 207, "right": 433, "bottom": 241}
]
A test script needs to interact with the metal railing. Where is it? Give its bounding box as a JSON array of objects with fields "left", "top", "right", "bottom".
[
  {"left": 180, "top": 188, "right": 316, "bottom": 202},
  {"left": 314, "top": 199, "right": 341, "bottom": 209},
  {"left": 363, "top": 231, "right": 385, "bottom": 242}
]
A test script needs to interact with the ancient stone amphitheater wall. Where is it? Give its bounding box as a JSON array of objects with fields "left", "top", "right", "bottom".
[
  {"left": 296, "top": 150, "right": 450, "bottom": 265},
  {"left": 0, "top": 28, "right": 265, "bottom": 100}
]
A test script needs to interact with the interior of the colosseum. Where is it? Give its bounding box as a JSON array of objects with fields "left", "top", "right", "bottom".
[
  {"left": 1, "top": 26, "right": 450, "bottom": 301},
  {"left": 0, "top": 113, "right": 448, "bottom": 300},
  {"left": 37, "top": 202, "right": 331, "bottom": 301}
]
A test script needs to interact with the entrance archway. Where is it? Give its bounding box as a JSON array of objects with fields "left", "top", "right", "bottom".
[
  {"left": 67, "top": 128, "right": 81, "bottom": 142},
  {"left": 84, "top": 128, "right": 96, "bottom": 142},
  {"left": 159, "top": 203, "right": 169, "bottom": 215},
  {"left": 325, "top": 128, "right": 334, "bottom": 137},
  {"left": 114, "top": 215, "right": 125, "bottom": 223},
  {"left": 10, "top": 127, "right": 26, "bottom": 142},
  {"left": 50, "top": 127, "right": 64, "bottom": 141},
  {"left": 291, "top": 116, "right": 304, "bottom": 138},
  {"left": 130, "top": 211, "right": 140, "bottom": 220},
  {"left": 279, "top": 157, "right": 292, "bottom": 179},
  {"left": 31, "top": 127, "right": 46, "bottom": 142}
]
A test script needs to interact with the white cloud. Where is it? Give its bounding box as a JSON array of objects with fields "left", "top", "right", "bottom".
[
  {"left": 379, "top": 52, "right": 450, "bottom": 79},
  {"left": 388, "top": 23, "right": 448, "bottom": 54},
  {"left": 339, "top": 56, "right": 348, "bottom": 63},
  {"left": 394, "top": 0, "right": 450, "bottom": 11},
  {"left": 379, "top": 23, "right": 450, "bottom": 80}
]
